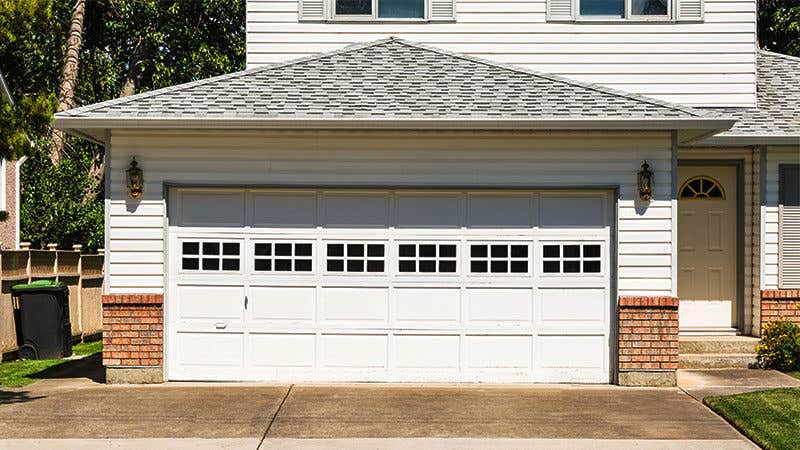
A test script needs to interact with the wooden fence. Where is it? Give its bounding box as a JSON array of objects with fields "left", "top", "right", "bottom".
[{"left": 0, "top": 246, "right": 104, "bottom": 359}]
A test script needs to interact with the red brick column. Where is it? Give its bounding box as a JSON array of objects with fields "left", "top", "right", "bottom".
[
  {"left": 102, "top": 294, "right": 164, "bottom": 383},
  {"left": 761, "top": 290, "right": 800, "bottom": 331},
  {"left": 618, "top": 296, "right": 679, "bottom": 386}
]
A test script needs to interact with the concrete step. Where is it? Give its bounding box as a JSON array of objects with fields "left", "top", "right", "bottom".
[
  {"left": 679, "top": 353, "right": 757, "bottom": 369},
  {"left": 679, "top": 336, "right": 759, "bottom": 355}
]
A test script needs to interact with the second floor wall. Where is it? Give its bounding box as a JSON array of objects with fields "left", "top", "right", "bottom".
[{"left": 247, "top": 0, "right": 757, "bottom": 107}]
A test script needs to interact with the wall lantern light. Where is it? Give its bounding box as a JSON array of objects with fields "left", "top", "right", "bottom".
[
  {"left": 127, "top": 157, "right": 143, "bottom": 199},
  {"left": 638, "top": 160, "right": 654, "bottom": 201}
]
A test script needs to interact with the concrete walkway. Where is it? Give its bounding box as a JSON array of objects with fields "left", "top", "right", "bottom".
[
  {"left": 0, "top": 357, "right": 760, "bottom": 449},
  {"left": 678, "top": 368, "right": 800, "bottom": 400}
]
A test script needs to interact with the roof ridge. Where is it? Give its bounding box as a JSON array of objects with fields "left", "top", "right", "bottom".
[
  {"left": 60, "top": 38, "right": 399, "bottom": 117},
  {"left": 388, "top": 38, "right": 707, "bottom": 118}
]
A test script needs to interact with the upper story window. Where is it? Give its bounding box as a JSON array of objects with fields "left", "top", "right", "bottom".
[
  {"left": 579, "top": 0, "right": 669, "bottom": 19},
  {"left": 335, "top": 0, "right": 424, "bottom": 18}
]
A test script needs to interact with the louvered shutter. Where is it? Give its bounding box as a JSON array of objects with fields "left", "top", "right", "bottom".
[
  {"left": 779, "top": 165, "right": 800, "bottom": 288},
  {"left": 429, "top": 0, "right": 456, "bottom": 21},
  {"left": 676, "top": 0, "right": 704, "bottom": 22},
  {"left": 299, "top": 0, "right": 326, "bottom": 21},
  {"left": 547, "top": 0, "right": 575, "bottom": 21}
]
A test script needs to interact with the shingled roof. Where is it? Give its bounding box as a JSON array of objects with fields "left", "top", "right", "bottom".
[
  {"left": 702, "top": 51, "right": 800, "bottom": 145},
  {"left": 59, "top": 38, "right": 707, "bottom": 121}
]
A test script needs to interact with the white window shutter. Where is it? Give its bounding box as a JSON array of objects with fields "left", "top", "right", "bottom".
[
  {"left": 676, "top": 0, "right": 704, "bottom": 22},
  {"left": 299, "top": 0, "right": 326, "bottom": 21},
  {"left": 779, "top": 165, "right": 800, "bottom": 288},
  {"left": 547, "top": 0, "right": 575, "bottom": 21},
  {"left": 429, "top": 0, "right": 456, "bottom": 21}
]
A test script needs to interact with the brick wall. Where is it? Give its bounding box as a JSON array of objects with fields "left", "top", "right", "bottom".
[
  {"left": 761, "top": 290, "right": 800, "bottom": 330},
  {"left": 102, "top": 294, "right": 163, "bottom": 367},
  {"left": 618, "top": 296, "right": 680, "bottom": 373}
]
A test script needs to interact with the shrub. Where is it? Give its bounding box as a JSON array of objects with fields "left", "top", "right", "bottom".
[{"left": 756, "top": 318, "right": 800, "bottom": 371}]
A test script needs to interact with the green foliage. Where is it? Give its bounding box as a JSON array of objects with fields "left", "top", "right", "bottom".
[
  {"left": 1, "top": 0, "right": 245, "bottom": 249},
  {"left": 20, "top": 137, "right": 104, "bottom": 251},
  {"left": 756, "top": 318, "right": 800, "bottom": 372},
  {"left": 0, "top": 92, "right": 57, "bottom": 160},
  {"left": 759, "top": 0, "right": 800, "bottom": 56},
  {"left": 705, "top": 388, "right": 800, "bottom": 450}
]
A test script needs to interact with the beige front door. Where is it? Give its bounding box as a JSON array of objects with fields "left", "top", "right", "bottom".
[{"left": 678, "top": 165, "right": 738, "bottom": 333}]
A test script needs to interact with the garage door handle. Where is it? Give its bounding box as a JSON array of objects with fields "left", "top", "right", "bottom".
[{"left": 215, "top": 322, "right": 227, "bottom": 329}]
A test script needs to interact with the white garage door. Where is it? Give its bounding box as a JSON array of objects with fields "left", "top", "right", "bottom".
[{"left": 167, "top": 189, "right": 613, "bottom": 383}]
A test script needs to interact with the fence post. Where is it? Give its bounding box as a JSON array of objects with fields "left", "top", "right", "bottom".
[{"left": 74, "top": 245, "right": 83, "bottom": 341}]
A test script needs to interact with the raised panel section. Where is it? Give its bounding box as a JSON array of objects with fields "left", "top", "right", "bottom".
[
  {"left": 176, "top": 285, "right": 244, "bottom": 320},
  {"left": 537, "top": 288, "right": 606, "bottom": 333},
  {"left": 466, "top": 288, "right": 533, "bottom": 328},
  {"left": 540, "top": 195, "right": 605, "bottom": 228},
  {"left": 465, "top": 335, "right": 532, "bottom": 369},
  {"left": 467, "top": 194, "right": 533, "bottom": 227},
  {"left": 393, "top": 288, "right": 461, "bottom": 328},
  {"left": 321, "top": 334, "right": 388, "bottom": 368},
  {"left": 176, "top": 332, "right": 243, "bottom": 367},
  {"left": 394, "top": 335, "right": 460, "bottom": 369},
  {"left": 321, "top": 288, "right": 389, "bottom": 325},
  {"left": 396, "top": 194, "right": 461, "bottom": 228},
  {"left": 248, "top": 286, "right": 316, "bottom": 323},
  {"left": 322, "top": 193, "right": 389, "bottom": 227},
  {"left": 537, "top": 335, "right": 605, "bottom": 369},
  {"left": 250, "top": 334, "right": 315, "bottom": 367},
  {"left": 251, "top": 192, "right": 317, "bottom": 227},
  {"left": 179, "top": 192, "right": 245, "bottom": 227}
]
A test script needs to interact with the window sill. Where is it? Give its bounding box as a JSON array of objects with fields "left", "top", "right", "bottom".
[{"left": 301, "top": 18, "right": 442, "bottom": 23}]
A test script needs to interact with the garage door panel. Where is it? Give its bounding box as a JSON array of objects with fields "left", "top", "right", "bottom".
[
  {"left": 536, "top": 335, "right": 608, "bottom": 382},
  {"left": 394, "top": 335, "right": 460, "bottom": 369},
  {"left": 323, "top": 193, "right": 389, "bottom": 227},
  {"left": 249, "top": 333, "right": 315, "bottom": 368},
  {"left": 465, "top": 335, "right": 533, "bottom": 369},
  {"left": 321, "top": 288, "right": 389, "bottom": 326},
  {"left": 467, "top": 194, "right": 534, "bottom": 228},
  {"left": 176, "top": 285, "right": 245, "bottom": 320},
  {"left": 321, "top": 334, "right": 388, "bottom": 369},
  {"left": 393, "top": 288, "right": 461, "bottom": 328},
  {"left": 396, "top": 194, "right": 461, "bottom": 228},
  {"left": 178, "top": 192, "right": 245, "bottom": 227},
  {"left": 540, "top": 195, "right": 606, "bottom": 229},
  {"left": 175, "top": 332, "right": 244, "bottom": 367},
  {"left": 466, "top": 288, "right": 533, "bottom": 328},
  {"left": 248, "top": 286, "right": 316, "bottom": 325},
  {"left": 250, "top": 192, "right": 317, "bottom": 228},
  {"left": 537, "top": 288, "right": 607, "bottom": 334}
]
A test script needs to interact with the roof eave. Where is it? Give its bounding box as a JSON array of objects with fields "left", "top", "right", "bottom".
[
  {"left": 54, "top": 117, "right": 735, "bottom": 144},
  {"left": 695, "top": 134, "right": 800, "bottom": 146}
]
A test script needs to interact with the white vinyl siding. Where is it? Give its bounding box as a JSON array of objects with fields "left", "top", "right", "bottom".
[
  {"left": 246, "top": 0, "right": 757, "bottom": 107},
  {"left": 762, "top": 146, "right": 800, "bottom": 290},
  {"left": 106, "top": 130, "right": 675, "bottom": 297}
]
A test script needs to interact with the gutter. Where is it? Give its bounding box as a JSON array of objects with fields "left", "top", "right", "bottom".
[{"left": 695, "top": 135, "right": 800, "bottom": 146}]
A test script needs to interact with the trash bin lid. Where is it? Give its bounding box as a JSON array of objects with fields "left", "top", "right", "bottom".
[{"left": 11, "top": 279, "right": 67, "bottom": 294}]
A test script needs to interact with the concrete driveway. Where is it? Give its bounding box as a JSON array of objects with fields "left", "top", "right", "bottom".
[{"left": 0, "top": 358, "right": 755, "bottom": 449}]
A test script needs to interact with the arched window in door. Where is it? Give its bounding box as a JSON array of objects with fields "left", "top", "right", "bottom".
[{"left": 679, "top": 176, "right": 725, "bottom": 199}]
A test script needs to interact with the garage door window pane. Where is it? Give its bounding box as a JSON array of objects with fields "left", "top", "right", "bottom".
[
  {"left": 183, "top": 242, "right": 200, "bottom": 255},
  {"left": 470, "top": 243, "right": 529, "bottom": 274},
  {"left": 542, "top": 243, "right": 602, "bottom": 274},
  {"left": 398, "top": 243, "right": 458, "bottom": 274},
  {"left": 203, "top": 258, "right": 219, "bottom": 271},
  {"left": 223, "top": 243, "right": 240, "bottom": 256},
  {"left": 222, "top": 259, "right": 240, "bottom": 271},
  {"left": 203, "top": 242, "right": 220, "bottom": 255},
  {"left": 327, "top": 242, "right": 386, "bottom": 273},
  {"left": 254, "top": 241, "right": 313, "bottom": 273},
  {"left": 182, "top": 240, "right": 241, "bottom": 272},
  {"left": 182, "top": 258, "right": 199, "bottom": 270}
]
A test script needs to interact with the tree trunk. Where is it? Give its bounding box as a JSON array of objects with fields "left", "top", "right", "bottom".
[{"left": 50, "top": 0, "right": 86, "bottom": 165}]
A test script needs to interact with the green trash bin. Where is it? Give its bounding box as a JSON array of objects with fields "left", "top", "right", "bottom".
[{"left": 11, "top": 280, "right": 72, "bottom": 359}]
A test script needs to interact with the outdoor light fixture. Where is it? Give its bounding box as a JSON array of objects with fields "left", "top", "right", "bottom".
[
  {"left": 127, "top": 157, "right": 143, "bottom": 199},
  {"left": 638, "top": 160, "right": 654, "bottom": 201}
]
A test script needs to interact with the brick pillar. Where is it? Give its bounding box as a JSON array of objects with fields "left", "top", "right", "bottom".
[
  {"left": 761, "top": 290, "right": 800, "bottom": 331},
  {"left": 618, "top": 296, "right": 679, "bottom": 387},
  {"left": 102, "top": 294, "right": 164, "bottom": 384}
]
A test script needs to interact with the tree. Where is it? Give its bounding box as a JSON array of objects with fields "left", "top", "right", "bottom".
[
  {"left": 759, "top": 0, "right": 800, "bottom": 56},
  {"left": 50, "top": 0, "right": 86, "bottom": 164}
]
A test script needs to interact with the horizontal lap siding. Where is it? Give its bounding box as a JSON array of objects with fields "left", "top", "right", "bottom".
[
  {"left": 763, "top": 146, "right": 800, "bottom": 290},
  {"left": 246, "top": 0, "right": 756, "bottom": 107},
  {"left": 107, "top": 130, "right": 674, "bottom": 296}
]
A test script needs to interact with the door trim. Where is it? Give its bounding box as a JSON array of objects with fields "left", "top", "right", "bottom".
[{"left": 677, "top": 160, "right": 744, "bottom": 333}]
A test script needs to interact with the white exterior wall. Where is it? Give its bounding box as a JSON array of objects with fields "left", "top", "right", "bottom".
[
  {"left": 246, "top": 0, "right": 757, "bottom": 107},
  {"left": 762, "top": 145, "right": 800, "bottom": 290},
  {"left": 106, "top": 130, "right": 675, "bottom": 297}
]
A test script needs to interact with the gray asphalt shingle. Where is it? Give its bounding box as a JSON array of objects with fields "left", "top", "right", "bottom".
[
  {"left": 58, "top": 38, "right": 706, "bottom": 120},
  {"left": 705, "top": 51, "right": 800, "bottom": 139}
]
